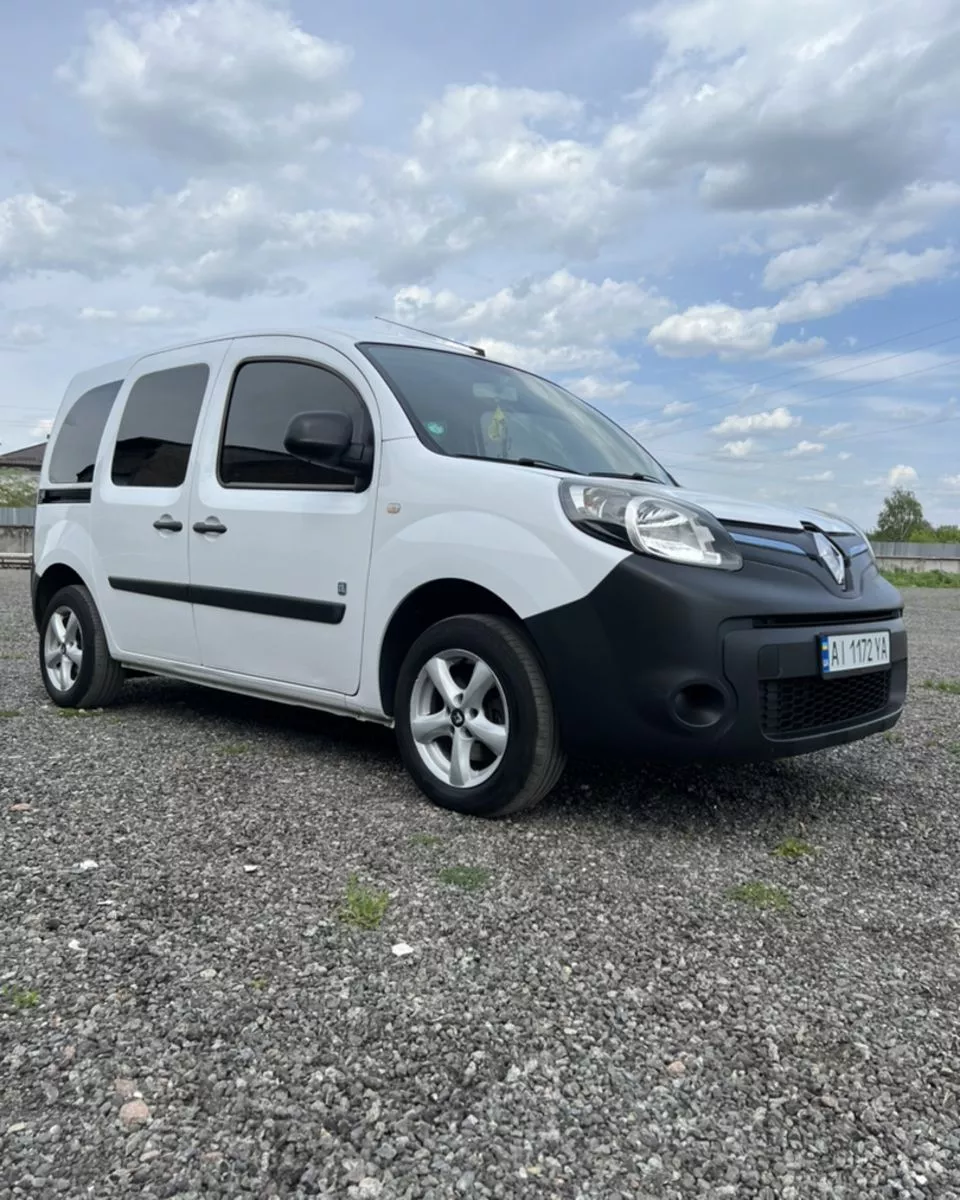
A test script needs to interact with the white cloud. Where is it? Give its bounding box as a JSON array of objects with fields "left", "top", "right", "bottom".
[
  {"left": 649, "top": 245, "right": 955, "bottom": 359},
  {"left": 648, "top": 304, "right": 777, "bottom": 358},
  {"left": 619, "top": 0, "right": 960, "bottom": 212},
  {"left": 31, "top": 418, "right": 54, "bottom": 438},
  {"left": 79, "top": 304, "right": 177, "bottom": 324},
  {"left": 60, "top": 0, "right": 360, "bottom": 165},
  {"left": 392, "top": 270, "right": 669, "bottom": 372},
  {"left": 712, "top": 406, "right": 800, "bottom": 435},
  {"left": 819, "top": 422, "right": 853, "bottom": 437},
  {"left": 784, "top": 440, "right": 826, "bottom": 456},
  {"left": 761, "top": 337, "right": 828, "bottom": 361},
  {"left": 7, "top": 322, "right": 45, "bottom": 346},
  {"left": 663, "top": 400, "right": 695, "bottom": 415},
  {"left": 838, "top": 452, "right": 853, "bottom": 461},
  {"left": 721, "top": 438, "right": 758, "bottom": 457},
  {"left": 0, "top": 182, "right": 373, "bottom": 298},
  {"left": 941, "top": 474, "right": 960, "bottom": 491},
  {"left": 772, "top": 247, "right": 955, "bottom": 323},
  {"left": 887, "top": 464, "right": 918, "bottom": 486},
  {"left": 566, "top": 376, "right": 632, "bottom": 401},
  {"left": 799, "top": 470, "right": 835, "bottom": 482}
]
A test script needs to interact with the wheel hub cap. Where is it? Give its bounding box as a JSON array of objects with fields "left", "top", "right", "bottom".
[
  {"left": 43, "top": 606, "right": 83, "bottom": 694},
  {"left": 410, "top": 650, "right": 509, "bottom": 789}
]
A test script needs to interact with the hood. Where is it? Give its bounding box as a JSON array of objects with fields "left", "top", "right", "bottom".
[
  {"left": 610, "top": 480, "right": 859, "bottom": 536},
  {"left": 670, "top": 486, "right": 858, "bottom": 535}
]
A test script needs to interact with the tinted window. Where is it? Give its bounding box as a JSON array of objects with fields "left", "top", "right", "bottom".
[
  {"left": 220, "top": 360, "right": 369, "bottom": 487},
  {"left": 111, "top": 364, "right": 210, "bottom": 488},
  {"left": 359, "top": 342, "right": 674, "bottom": 485},
  {"left": 48, "top": 380, "right": 122, "bottom": 484}
]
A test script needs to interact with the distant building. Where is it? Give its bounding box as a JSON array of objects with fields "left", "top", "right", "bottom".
[{"left": 0, "top": 442, "right": 46, "bottom": 473}]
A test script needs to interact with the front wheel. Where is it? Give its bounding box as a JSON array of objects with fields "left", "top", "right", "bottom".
[
  {"left": 39, "top": 584, "right": 125, "bottom": 710},
  {"left": 395, "top": 614, "right": 565, "bottom": 817}
]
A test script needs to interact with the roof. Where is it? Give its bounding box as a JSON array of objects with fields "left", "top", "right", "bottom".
[{"left": 0, "top": 442, "right": 46, "bottom": 471}]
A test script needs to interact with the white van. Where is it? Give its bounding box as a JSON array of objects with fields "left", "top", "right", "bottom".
[{"left": 31, "top": 328, "right": 906, "bottom": 816}]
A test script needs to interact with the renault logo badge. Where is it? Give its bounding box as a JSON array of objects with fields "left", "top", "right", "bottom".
[{"left": 813, "top": 532, "right": 846, "bottom": 588}]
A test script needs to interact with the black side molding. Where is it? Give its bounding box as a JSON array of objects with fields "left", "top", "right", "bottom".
[
  {"left": 108, "top": 577, "right": 346, "bottom": 625},
  {"left": 38, "top": 487, "right": 92, "bottom": 505}
]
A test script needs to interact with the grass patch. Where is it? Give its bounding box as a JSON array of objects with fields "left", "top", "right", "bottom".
[
  {"left": 57, "top": 707, "right": 104, "bottom": 718},
  {"left": 217, "top": 742, "right": 252, "bottom": 756},
  {"left": 0, "top": 709, "right": 21, "bottom": 718},
  {"left": 947, "top": 743, "right": 960, "bottom": 757},
  {"left": 882, "top": 730, "right": 903, "bottom": 745},
  {"left": 922, "top": 679, "right": 960, "bottom": 696},
  {"left": 1, "top": 983, "right": 40, "bottom": 1011},
  {"left": 772, "top": 837, "right": 815, "bottom": 861},
  {"left": 726, "top": 881, "right": 791, "bottom": 911},
  {"left": 438, "top": 865, "right": 492, "bottom": 891},
  {"left": 248, "top": 977, "right": 269, "bottom": 991},
  {"left": 340, "top": 873, "right": 390, "bottom": 931},
  {"left": 881, "top": 569, "right": 960, "bottom": 589},
  {"left": 410, "top": 834, "right": 443, "bottom": 848}
]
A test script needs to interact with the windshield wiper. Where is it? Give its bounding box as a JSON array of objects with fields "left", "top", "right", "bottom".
[
  {"left": 454, "top": 454, "right": 572, "bottom": 472},
  {"left": 589, "top": 470, "right": 668, "bottom": 484}
]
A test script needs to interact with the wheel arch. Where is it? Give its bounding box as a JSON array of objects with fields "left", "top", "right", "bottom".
[
  {"left": 33, "top": 562, "right": 89, "bottom": 629},
  {"left": 377, "top": 578, "right": 522, "bottom": 716}
]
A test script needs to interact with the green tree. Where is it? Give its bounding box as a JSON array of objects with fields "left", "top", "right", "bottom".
[
  {"left": 0, "top": 470, "right": 38, "bottom": 508},
  {"left": 872, "top": 487, "right": 933, "bottom": 542}
]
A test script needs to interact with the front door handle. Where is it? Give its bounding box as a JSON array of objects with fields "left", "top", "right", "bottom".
[
  {"left": 193, "top": 517, "right": 228, "bottom": 535},
  {"left": 153, "top": 515, "right": 183, "bottom": 532}
]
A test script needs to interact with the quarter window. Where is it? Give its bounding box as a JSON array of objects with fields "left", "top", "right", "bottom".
[
  {"left": 48, "top": 380, "right": 122, "bottom": 484},
  {"left": 111, "top": 364, "right": 210, "bottom": 488},
  {"left": 219, "top": 359, "right": 370, "bottom": 488}
]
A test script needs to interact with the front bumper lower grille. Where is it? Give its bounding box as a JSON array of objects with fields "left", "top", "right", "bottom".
[{"left": 760, "top": 669, "right": 892, "bottom": 737}]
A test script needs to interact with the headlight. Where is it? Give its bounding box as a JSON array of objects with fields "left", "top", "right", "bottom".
[{"left": 560, "top": 482, "right": 742, "bottom": 571}]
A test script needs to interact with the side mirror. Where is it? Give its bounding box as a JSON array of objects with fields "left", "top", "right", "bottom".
[{"left": 283, "top": 411, "right": 353, "bottom": 468}]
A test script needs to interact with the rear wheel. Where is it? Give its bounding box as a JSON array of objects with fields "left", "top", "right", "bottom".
[
  {"left": 39, "top": 585, "right": 125, "bottom": 710},
  {"left": 395, "top": 614, "right": 565, "bottom": 817}
]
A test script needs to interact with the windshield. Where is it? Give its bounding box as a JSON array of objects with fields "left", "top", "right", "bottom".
[{"left": 358, "top": 342, "right": 674, "bottom": 484}]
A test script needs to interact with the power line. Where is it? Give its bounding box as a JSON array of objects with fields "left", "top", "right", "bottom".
[
  {"left": 662, "top": 411, "right": 960, "bottom": 475},
  {"left": 647, "top": 353, "right": 960, "bottom": 444},
  {"left": 651, "top": 311, "right": 960, "bottom": 420},
  {"left": 657, "top": 328, "right": 960, "bottom": 440}
]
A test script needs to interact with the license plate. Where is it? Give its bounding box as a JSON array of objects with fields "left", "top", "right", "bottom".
[{"left": 819, "top": 631, "right": 891, "bottom": 676}]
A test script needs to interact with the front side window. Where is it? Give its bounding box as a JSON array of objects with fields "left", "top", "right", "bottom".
[
  {"left": 219, "top": 359, "right": 370, "bottom": 488},
  {"left": 111, "top": 364, "right": 210, "bottom": 488},
  {"left": 358, "top": 342, "right": 674, "bottom": 484},
  {"left": 48, "top": 380, "right": 122, "bottom": 484}
]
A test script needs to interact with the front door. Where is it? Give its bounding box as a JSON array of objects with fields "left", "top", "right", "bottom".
[
  {"left": 92, "top": 343, "right": 228, "bottom": 664},
  {"left": 187, "top": 337, "right": 379, "bottom": 696}
]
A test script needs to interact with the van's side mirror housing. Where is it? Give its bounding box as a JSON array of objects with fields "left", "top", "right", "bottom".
[{"left": 283, "top": 411, "right": 354, "bottom": 468}]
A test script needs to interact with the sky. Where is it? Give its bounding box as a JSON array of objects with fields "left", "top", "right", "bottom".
[{"left": 1, "top": 0, "right": 959, "bottom": 528}]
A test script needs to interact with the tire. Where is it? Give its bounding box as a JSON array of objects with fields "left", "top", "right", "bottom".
[
  {"left": 395, "top": 614, "right": 565, "bottom": 817},
  {"left": 39, "top": 584, "right": 125, "bottom": 710}
]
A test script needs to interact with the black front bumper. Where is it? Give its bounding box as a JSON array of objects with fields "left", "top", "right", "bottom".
[{"left": 524, "top": 547, "right": 907, "bottom": 761}]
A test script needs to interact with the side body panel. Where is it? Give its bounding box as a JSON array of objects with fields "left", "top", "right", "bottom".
[
  {"left": 187, "top": 336, "right": 382, "bottom": 696},
  {"left": 89, "top": 342, "right": 230, "bottom": 663}
]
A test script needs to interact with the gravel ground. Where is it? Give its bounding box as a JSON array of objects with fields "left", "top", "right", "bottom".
[{"left": 1, "top": 570, "right": 959, "bottom": 1200}]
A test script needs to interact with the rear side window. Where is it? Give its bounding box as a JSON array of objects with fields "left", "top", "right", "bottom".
[
  {"left": 48, "top": 380, "right": 122, "bottom": 484},
  {"left": 219, "top": 359, "right": 369, "bottom": 488},
  {"left": 111, "top": 364, "right": 210, "bottom": 488}
]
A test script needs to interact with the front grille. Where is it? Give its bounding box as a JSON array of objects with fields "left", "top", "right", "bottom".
[
  {"left": 760, "top": 670, "right": 891, "bottom": 736},
  {"left": 753, "top": 610, "right": 900, "bottom": 630}
]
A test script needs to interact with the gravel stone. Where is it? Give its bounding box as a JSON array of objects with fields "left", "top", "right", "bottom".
[{"left": 2, "top": 571, "right": 959, "bottom": 1198}]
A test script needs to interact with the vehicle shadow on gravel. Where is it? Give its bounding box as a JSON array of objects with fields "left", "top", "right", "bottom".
[{"left": 112, "top": 675, "right": 875, "bottom": 837}]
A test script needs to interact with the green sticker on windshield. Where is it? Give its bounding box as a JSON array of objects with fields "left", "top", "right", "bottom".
[{"left": 425, "top": 421, "right": 446, "bottom": 436}]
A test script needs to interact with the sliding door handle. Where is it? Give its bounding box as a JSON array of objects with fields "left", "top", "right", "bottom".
[
  {"left": 153, "top": 515, "right": 183, "bottom": 533},
  {"left": 193, "top": 517, "right": 227, "bottom": 535}
]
